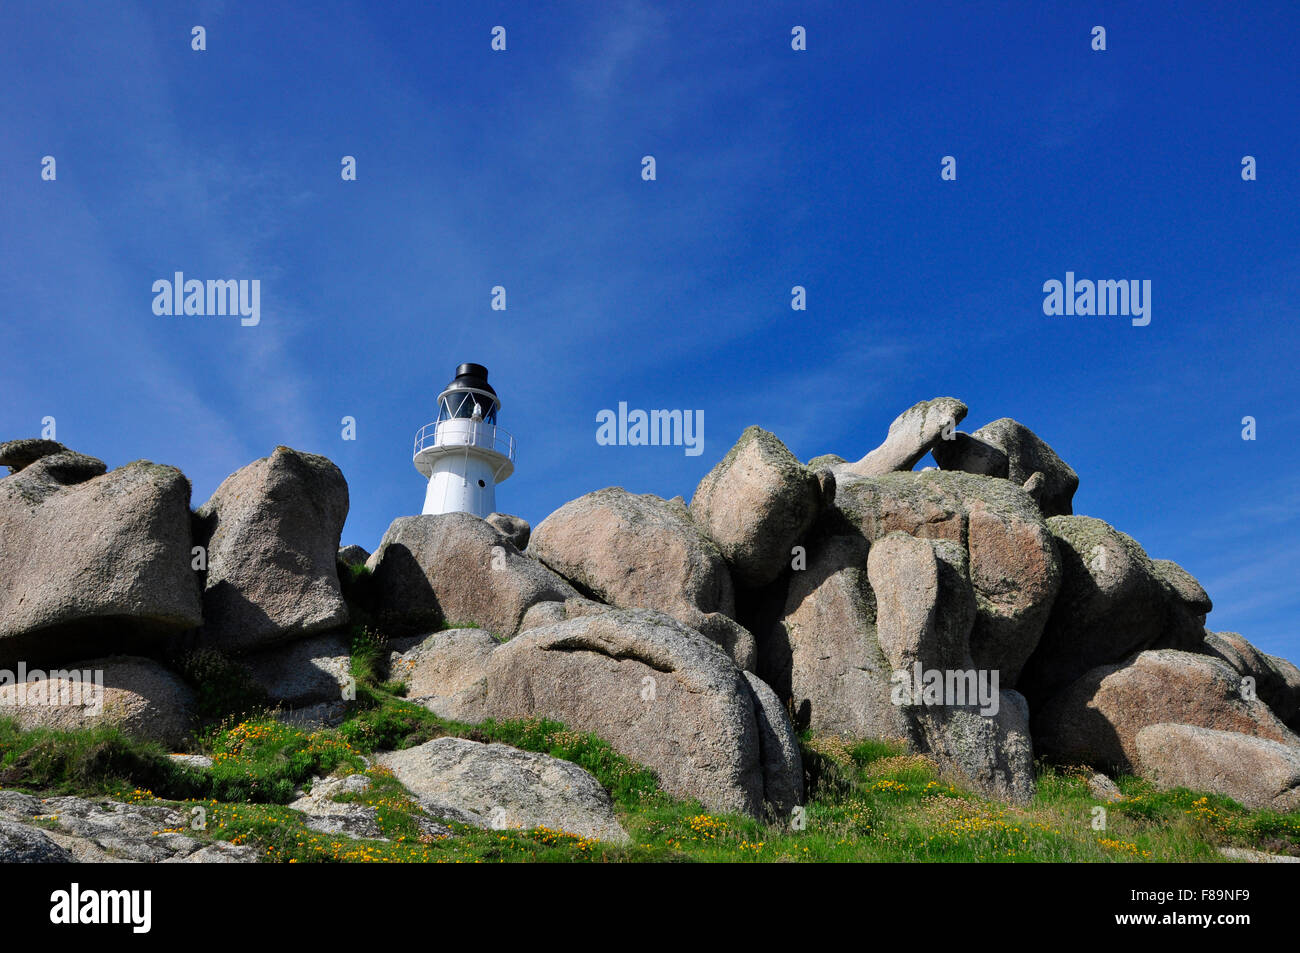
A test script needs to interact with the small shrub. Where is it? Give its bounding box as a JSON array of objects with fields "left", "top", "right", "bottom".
[
  {"left": 176, "top": 648, "right": 270, "bottom": 726},
  {"left": 349, "top": 624, "right": 390, "bottom": 688}
]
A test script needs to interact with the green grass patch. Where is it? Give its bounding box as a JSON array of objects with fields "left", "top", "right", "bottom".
[
  {"left": 5, "top": 639, "right": 1300, "bottom": 864},
  {"left": 0, "top": 717, "right": 208, "bottom": 801}
]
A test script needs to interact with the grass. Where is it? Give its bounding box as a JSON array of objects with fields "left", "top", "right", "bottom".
[
  {"left": 5, "top": 702, "right": 1297, "bottom": 862},
  {"left": 337, "top": 559, "right": 371, "bottom": 598},
  {"left": 2, "top": 627, "right": 1297, "bottom": 862}
]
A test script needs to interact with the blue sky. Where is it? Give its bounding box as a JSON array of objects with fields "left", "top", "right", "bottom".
[{"left": 2, "top": 1, "right": 1297, "bottom": 659}]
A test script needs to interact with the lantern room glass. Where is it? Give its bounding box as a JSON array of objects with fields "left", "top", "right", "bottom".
[{"left": 438, "top": 390, "right": 498, "bottom": 425}]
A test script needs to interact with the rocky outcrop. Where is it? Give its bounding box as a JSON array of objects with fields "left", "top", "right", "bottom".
[
  {"left": 242, "top": 632, "right": 352, "bottom": 707},
  {"left": 867, "top": 532, "right": 974, "bottom": 673},
  {"left": 486, "top": 513, "right": 531, "bottom": 550},
  {"left": 1135, "top": 724, "right": 1300, "bottom": 812},
  {"left": 366, "top": 512, "right": 577, "bottom": 638},
  {"left": 530, "top": 488, "right": 733, "bottom": 621},
  {"left": 194, "top": 447, "right": 349, "bottom": 654},
  {"left": 743, "top": 672, "right": 805, "bottom": 817},
  {"left": 1152, "top": 559, "right": 1212, "bottom": 615},
  {"left": 690, "top": 427, "right": 827, "bottom": 588},
  {"left": 951, "top": 419, "right": 1079, "bottom": 517},
  {"left": 385, "top": 608, "right": 790, "bottom": 818},
  {"left": 1087, "top": 772, "right": 1123, "bottom": 802},
  {"left": 0, "top": 656, "right": 196, "bottom": 748},
  {"left": 288, "top": 773, "right": 452, "bottom": 841},
  {"left": 0, "top": 818, "right": 75, "bottom": 862},
  {"left": 867, "top": 531, "right": 1034, "bottom": 802},
  {"left": 474, "top": 608, "right": 787, "bottom": 816},
  {"left": 838, "top": 398, "right": 968, "bottom": 478},
  {"left": 912, "top": 690, "right": 1036, "bottom": 805},
  {"left": 930, "top": 431, "right": 1008, "bottom": 478},
  {"left": 1, "top": 444, "right": 109, "bottom": 488},
  {"left": 1200, "top": 631, "right": 1300, "bottom": 726},
  {"left": 516, "top": 596, "right": 611, "bottom": 633},
  {"left": 0, "top": 790, "right": 258, "bottom": 863},
  {"left": 1151, "top": 558, "right": 1214, "bottom": 651},
  {"left": 337, "top": 544, "right": 370, "bottom": 567},
  {"left": 387, "top": 627, "right": 499, "bottom": 721},
  {"left": 1270, "top": 656, "right": 1300, "bottom": 732},
  {"left": 1019, "top": 516, "right": 1168, "bottom": 704},
  {"left": 1218, "top": 847, "right": 1300, "bottom": 864},
  {"left": 4, "top": 396, "right": 1299, "bottom": 828},
  {"left": 288, "top": 774, "right": 385, "bottom": 839},
  {"left": 0, "top": 456, "right": 201, "bottom": 667},
  {"left": 529, "top": 488, "right": 755, "bottom": 669},
  {"left": 0, "top": 438, "right": 72, "bottom": 474},
  {"left": 831, "top": 471, "right": 1061, "bottom": 685},
  {"left": 1, "top": 818, "right": 80, "bottom": 862},
  {"left": 1034, "top": 649, "right": 1300, "bottom": 773},
  {"left": 774, "top": 522, "right": 901, "bottom": 738},
  {"left": 765, "top": 511, "right": 1037, "bottom": 802},
  {"left": 378, "top": 737, "right": 630, "bottom": 844}
]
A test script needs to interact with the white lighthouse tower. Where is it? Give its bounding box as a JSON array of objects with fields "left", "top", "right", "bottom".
[{"left": 414, "top": 363, "right": 516, "bottom": 517}]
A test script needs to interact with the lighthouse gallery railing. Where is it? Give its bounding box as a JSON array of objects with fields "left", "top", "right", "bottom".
[{"left": 413, "top": 421, "right": 516, "bottom": 462}]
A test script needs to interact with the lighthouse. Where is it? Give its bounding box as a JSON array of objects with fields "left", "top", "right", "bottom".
[{"left": 414, "top": 363, "right": 516, "bottom": 517}]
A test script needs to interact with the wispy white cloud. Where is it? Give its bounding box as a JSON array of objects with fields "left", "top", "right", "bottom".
[{"left": 568, "top": 0, "right": 669, "bottom": 101}]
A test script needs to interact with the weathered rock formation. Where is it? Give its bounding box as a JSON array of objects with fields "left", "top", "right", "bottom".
[
  {"left": 529, "top": 488, "right": 756, "bottom": 669},
  {"left": 690, "top": 426, "right": 829, "bottom": 588},
  {"left": 1, "top": 394, "right": 1295, "bottom": 829},
  {"left": 379, "top": 737, "right": 630, "bottom": 844},
  {"left": 194, "top": 446, "right": 349, "bottom": 654},
  {"left": 0, "top": 444, "right": 201, "bottom": 667},
  {"left": 365, "top": 511, "right": 576, "bottom": 638}
]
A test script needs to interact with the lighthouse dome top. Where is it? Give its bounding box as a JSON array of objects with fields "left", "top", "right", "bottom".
[{"left": 439, "top": 362, "right": 500, "bottom": 417}]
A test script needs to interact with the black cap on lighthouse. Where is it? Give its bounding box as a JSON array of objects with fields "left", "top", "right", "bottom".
[{"left": 448, "top": 363, "right": 498, "bottom": 403}]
